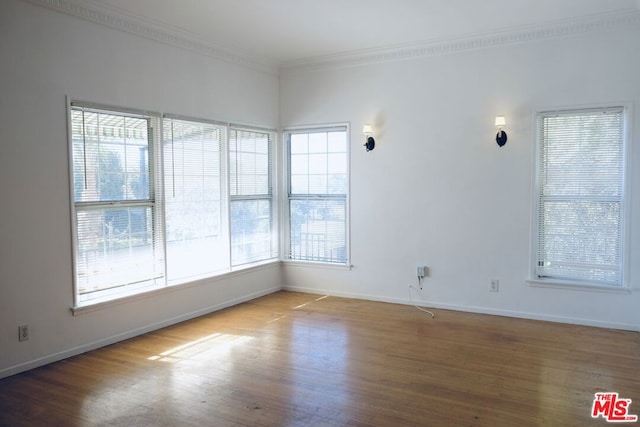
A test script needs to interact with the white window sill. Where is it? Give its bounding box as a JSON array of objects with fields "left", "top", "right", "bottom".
[
  {"left": 282, "top": 259, "right": 353, "bottom": 271},
  {"left": 526, "top": 279, "right": 632, "bottom": 294},
  {"left": 71, "top": 259, "right": 281, "bottom": 316}
]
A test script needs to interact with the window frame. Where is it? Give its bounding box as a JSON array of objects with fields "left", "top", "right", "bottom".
[
  {"left": 283, "top": 124, "right": 350, "bottom": 266},
  {"left": 68, "top": 100, "right": 165, "bottom": 307},
  {"left": 530, "top": 105, "right": 630, "bottom": 290}
]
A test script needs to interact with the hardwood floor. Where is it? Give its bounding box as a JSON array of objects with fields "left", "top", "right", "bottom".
[{"left": 0, "top": 291, "right": 638, "bottom": 426}]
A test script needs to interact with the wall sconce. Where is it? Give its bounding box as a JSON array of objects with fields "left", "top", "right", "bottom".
[
  {"left": 495, "top": 116, "right": 507, "bottom": 147},
  {"left": 363, "top": 124, "right": 375, "bottom": 152}
]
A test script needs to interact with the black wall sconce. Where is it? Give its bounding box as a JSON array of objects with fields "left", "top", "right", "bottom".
[
  {"left": 363, "top": 124, "right": 375, "bottom": 152},
  {"left": 495, "top": 116, "right": 507, "bottom": 147}
]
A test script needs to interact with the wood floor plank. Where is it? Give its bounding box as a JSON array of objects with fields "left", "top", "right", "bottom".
[{"left": 0, "top": 291, "right": 638, "bottom": 426}]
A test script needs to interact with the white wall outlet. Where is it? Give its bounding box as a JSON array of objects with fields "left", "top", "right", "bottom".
[
  {"left": 489, "top": 279, "right": 499, "bottom": 292},
  {"left": 18, "top": 324, "right": 29, "bottom": 342},
  {"left": 417, "top": 266, "right": 430, "bottom": 278}
]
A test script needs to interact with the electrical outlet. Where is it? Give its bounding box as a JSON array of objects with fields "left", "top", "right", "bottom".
[
  {"left": 417, "top": 266, "right": 430, "bottom": 278},
  {"left": 18, "top": 324, "right": 29, "bottom": 342},
  {"left": 489, "top": 279, "right": 499, "bottom": 292}
]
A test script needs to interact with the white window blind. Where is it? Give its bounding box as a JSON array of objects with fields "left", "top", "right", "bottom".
[
  {"left": 535, "top": 107, "right": 625, "bottom": 286},
  {"left": 287, "top": 128, "right": 348, "bottom": 264},
  {"left": 229, "top": 127, "right": 276, "bottom": 266},
  {"left": 70, "top": 105, "right": 164, "bottom": 304},
  {"left": 163, "top": 117, "right": 229, "bottom": 282}
]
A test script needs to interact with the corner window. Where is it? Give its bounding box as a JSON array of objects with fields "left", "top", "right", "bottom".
[
  {"left": 286, "top": 127, "right": 349, "bottom": 264},
  {"left": 69, "top": 102, "right": 278, "bottom": 307},
  {"left": 534, "top": 107, "right": 627, "bottom": 286}
]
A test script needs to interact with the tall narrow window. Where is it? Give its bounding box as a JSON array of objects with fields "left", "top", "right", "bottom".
[
  {"left": 535, "top": 107, "right": 626, "bottom": 286},
  {"left": 287, "top": 127, "right": 349, "bottom": 264},
  {"left": 70, "top": 104, "right": 164, "bottom": 305},
  {"left": 229, "top": 127, "right": 276, "bottom": 266},
  {"left": 163, "top": 117, "right": 228, "bottom": 282}
]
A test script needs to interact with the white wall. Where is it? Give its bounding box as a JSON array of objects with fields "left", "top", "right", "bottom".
[
  {"left": 1, "top": 0, "right": 638, "bottom": 380},
  {"left": 0, "top": 0, "right": 281, "bottom": 377},
  {"left": 280, "top": 27, "right": 640, "bottom": 331}
]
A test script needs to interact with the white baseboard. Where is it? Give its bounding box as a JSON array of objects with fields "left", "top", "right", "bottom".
[
  {"left": 283, "top": 285, "right": 640, "bottom": 332},
  {"left": 0, "top": 286, "right": 281, "bottom": 379}
]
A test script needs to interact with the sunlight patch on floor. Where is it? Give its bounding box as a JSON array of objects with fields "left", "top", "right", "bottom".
[
  {"left": 292, "top": 295, "right": 329, "bottom": 310},
  {"left": 147, "top": 332, "right": 254, "bottom": 363}
]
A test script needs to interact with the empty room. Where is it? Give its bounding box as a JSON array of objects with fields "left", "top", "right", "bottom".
[{"left": 0, "top": 0, "right": 639, "bottom": 425}]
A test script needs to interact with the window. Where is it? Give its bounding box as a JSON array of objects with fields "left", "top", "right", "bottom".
[
  {"left": 534, "top": 107, "right": 626, "bottom": 286},
  {"left": 69, "top": 102, "right": 278, "bottom": 307},
  {"left": 163, "top": 117, "right": 228, "bottom": 282},
  {"left": 229, "top": 127, "right": 276, "bottom": 266},
  {"left": 286, "top": 127, "right": 349, "bottom": 264},
  {"left": 70, "top": 104, "right": 164, "bottom": 305}
]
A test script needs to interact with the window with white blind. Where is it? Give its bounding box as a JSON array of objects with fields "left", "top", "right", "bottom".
[
  {"left": 286, "top": 127, "right": 349, "bottom": 264},
  {"left": 534, "top": 107, "right": 627, "bottom": 287},
  {"left": 69, "top": 101, "right": 279, "bottom": 307},
  {"left": 70, "top": 104, "right": 164, "bottom": 305},
  {"left": 163, "top": 117, "right": 229, "bottom": 282},
  {"left": 229, "top": 127, "right": 276, "bottom": 266}
]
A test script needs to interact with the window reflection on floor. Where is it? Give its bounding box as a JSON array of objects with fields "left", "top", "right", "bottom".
[{"left": 147, "top": 333, "right": 254, "bottom": 364}]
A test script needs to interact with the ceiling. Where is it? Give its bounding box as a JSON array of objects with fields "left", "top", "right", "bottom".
[{"left": 82, "top": 0, "right": 640, "bottom": 65}]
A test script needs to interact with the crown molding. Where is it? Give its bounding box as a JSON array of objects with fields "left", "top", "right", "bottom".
[
  {"left": 20, "top": 0, "right": 640, "bottom": 76},
  {"left": 21, "top": 0, "right": 280, "bottom": 75},
  {"left": 281, "top": 10, "right": 640, "bottom": 73}
]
